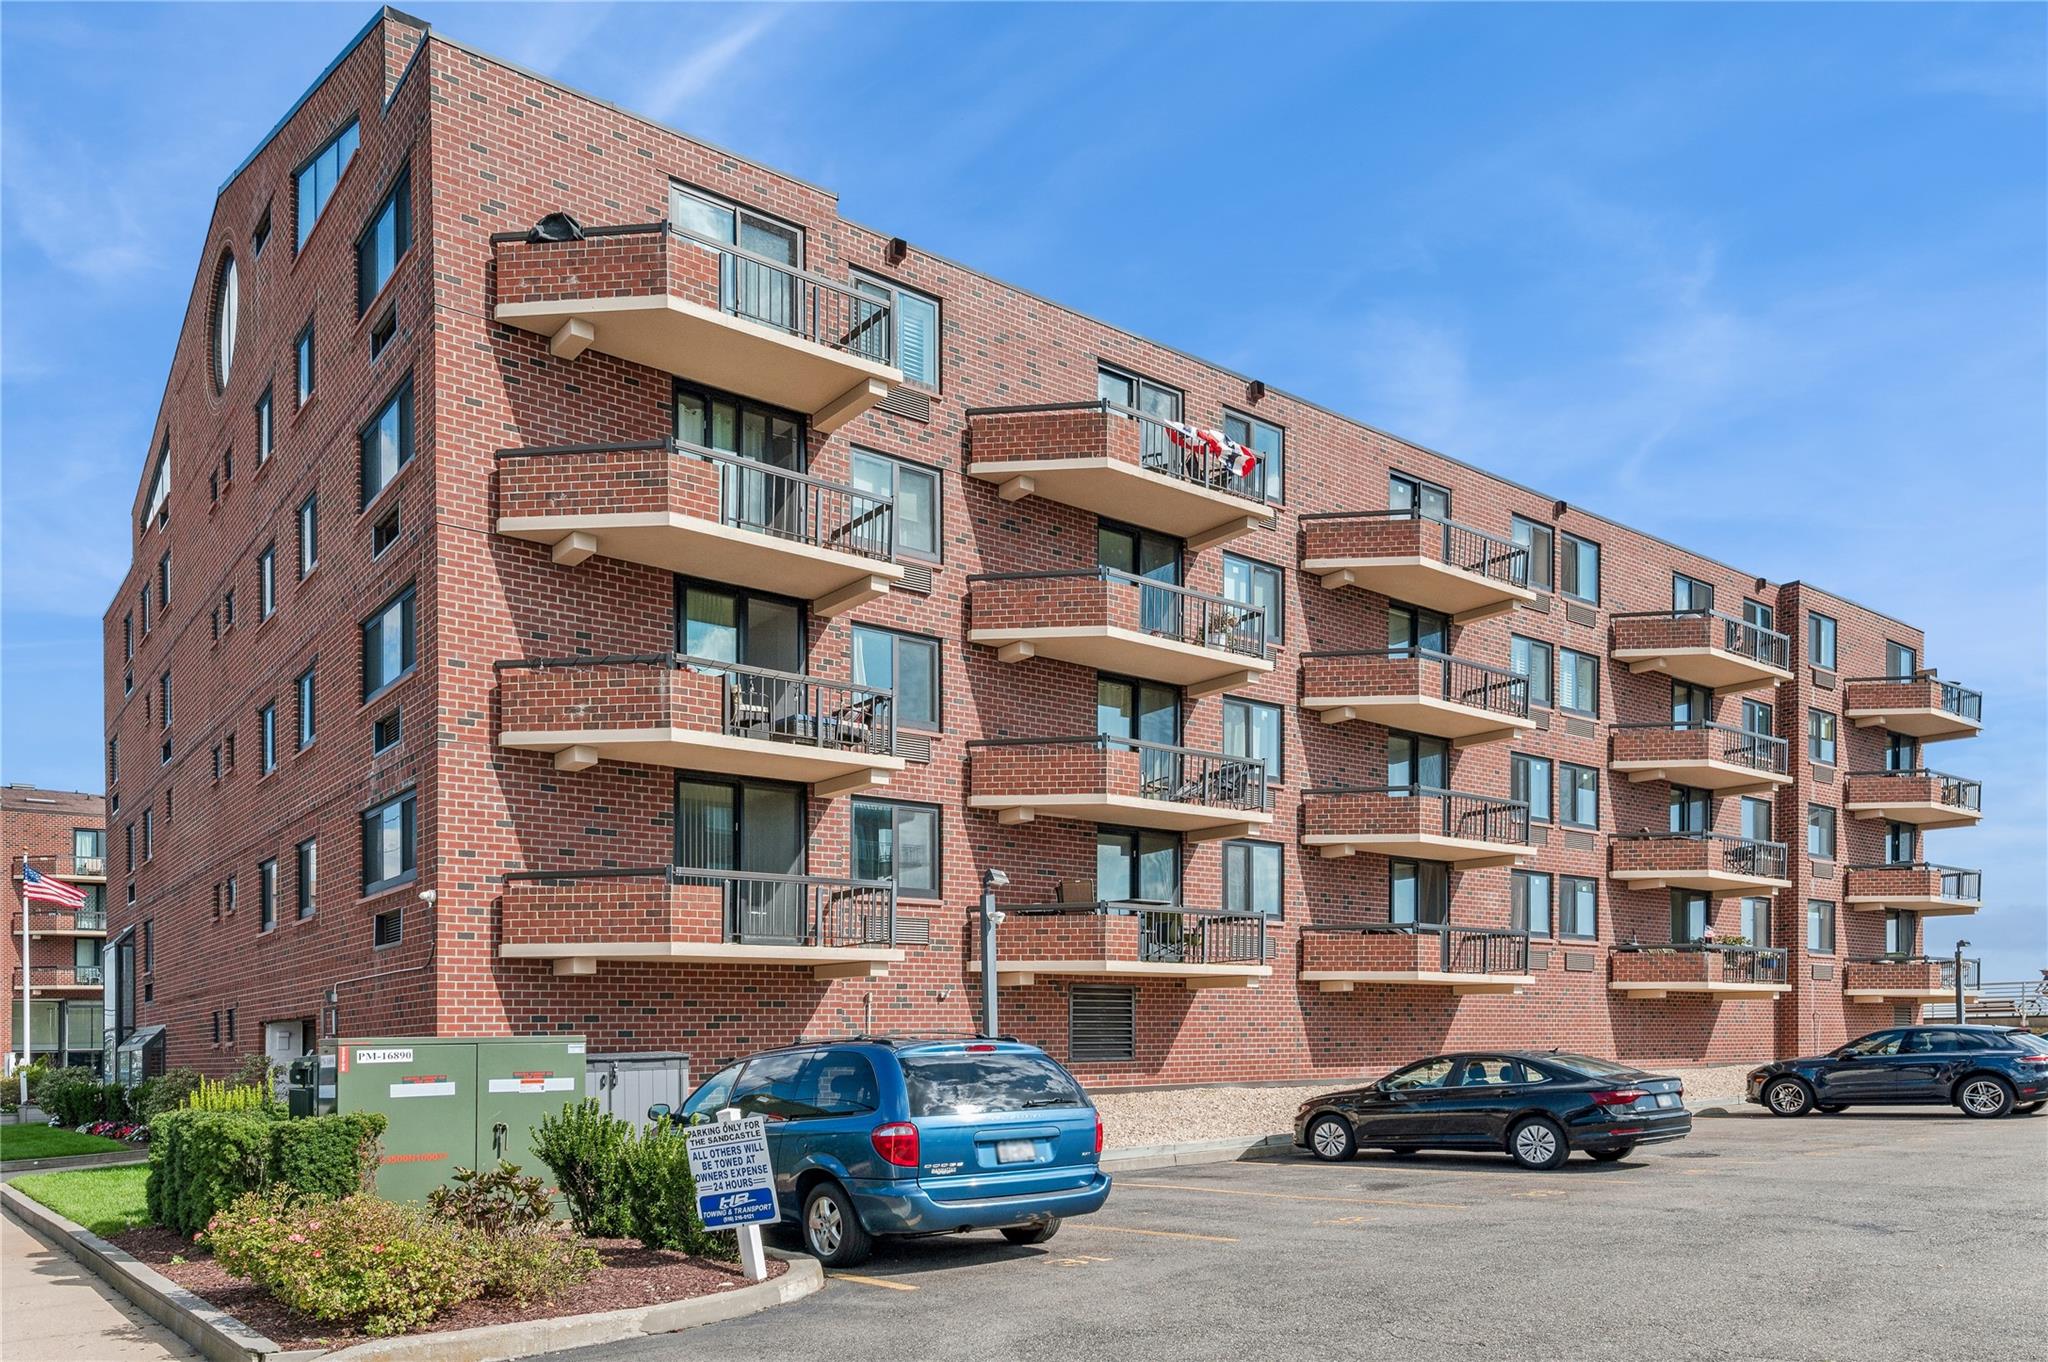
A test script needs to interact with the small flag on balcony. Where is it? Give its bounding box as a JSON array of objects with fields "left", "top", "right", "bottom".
[
  {"left": 1164, "top": 421, "right": 1261, "bottom": 480},
  {"left": 21, "top": 866, "right": 87, "bottom": 910}
]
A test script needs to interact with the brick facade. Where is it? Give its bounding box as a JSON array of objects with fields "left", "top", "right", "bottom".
[
  {"left": 101, "top": 9, "right": 1984, "bottom": 1094},
  {"left": 3, "top": 786, "right": 108, "bottom": 1070}
]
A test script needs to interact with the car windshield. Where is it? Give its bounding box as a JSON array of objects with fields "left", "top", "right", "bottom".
[
  {"left": 1543, "top": 1053, "right": 1636, "bottom": 1078},
  {"left": 2001, "top": 1031, "right": 2048, "bottom": 1055},
  {"left": 902, "top": 1051, "right": 1084, "bottom": 1116}
]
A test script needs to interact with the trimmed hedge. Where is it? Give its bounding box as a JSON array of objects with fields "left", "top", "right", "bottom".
[{"left": 148, "top": 1110, "right": 387, "bottom": 1237}]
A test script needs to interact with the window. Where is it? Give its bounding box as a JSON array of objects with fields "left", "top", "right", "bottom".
[
  {"left": 124, "top": 823, "right": 134, "bottom": 873},
  {"left": 158, "top": 550, "right": 172, "bottom": 608},
  {"left": 141, "top": 807, "right": 153, "bottom": 861},
  {"left": 373, "top": 507, "right": 401, "bottom": 557},
  {"left": 212, "top": 254, "right": 238, "bottom": 388},
  {"left": 160, "top": 737, "right": 172, "bottom": 766},
  {"left": 159, "top": 671, "right": 172, "bottom": 728},
  {"left": 1884, "top": 909, "right": 1917, "bottom": 957},
  {"left": 223, "top": 588, "right": 236, "bottom": 630},
  {"left": 1223, "top": 840, "right": 1283, "bottom": 917},
  {"left": 213, "top": 1012, "right": 221, "bottom": 1044},
  {"left": 296, "top": 838, "right": 317, "bottom": 920},
  {"left": 1671, "top": 890, "right": 1711, "bottom": 943},
  {"left": 1511, "top": 515, "right": 1553, "bottom": 592},
  {"left": 1559, "top": 764, "right": 1598, "bottom": 829},
  {"left": 141, "top": 440, "right": 170, "bottom": 531},
  {"left": 1560, "top": 876, "right": 1599, "bottom": 938},
  {"left": 1559, "top": 648, "right": 1598, "bottom": 715},
  {"left": 140, "top": 582, "right": 152, "bottom": 635},
  {"left": 224, "top": 732, "right": 236, "bottom": 770},
  {"left": 296, "top": 321, "right": 315, "bottom": 406},
  {"left": 1884, "top": 732, "right": 1916, "bottom": 773},
  {"left": 1390, "top": 859, "right": 1449, "bottom": 926},
  {"left": 1221, "top": 554, "right": 1283, "bottom": 643},
  {"left": 1510, "top": 636, "right": 1552, "bottom": 708},
  {"left": 1672, "top": 572, "right": 1715, "bottom": 613},
  {"left": 1559, "top": 532, "right": 1601, "bottom": 605},
  {"left": 1884, "top": 820, "right": 1915, "bottom": 863},
  {"left": 256, "top": 387, "right": 274, "bottom": 464},
  {"left": 373, "top": 710, "right": 402, "bottom": 754},
  {"left": 1388, "top": 472, "right": 1450, "bottom": 520},
  {"left": 856, "top": 274, "right": 938, "bottom": 389},
  {"left": 1807, "top": 804, "right": 1837, "bottom": 860},
  {"left": 108, "top": 737, "right": 119, "bottom": 785},
  {"left": 1669, "top": 786, "right": 1709, "bottom": 834},
  {"left": 1223, "top": 410, "right": 1284, "bottom": 502},
  {"left": 1885, "top": 640, "right": 1917, "bottom": 677},
  {"left": 360, "top": 378, "right": 413, "bottom": 507},
  {"left": 370, "top": 307, "right": 397, "bottom": 359},
  {"left": 356, "top": 166, "right": 410, "bottom": 314},
  {"left": 851, "top": 798, "right": 939, "bottom": 898},
  {"left": 297, "top": 493, "right": 318, "bottom": 577},
  {"left": 259, "top": 704, "right": 276, "bottom": 773},
  {"left": 1740, "top": 896, "right": 1772, "bottom": 946},
  {"left": 1512, "top": 870, "right": 1552, "bottom": 936},
  {"left": 1222, "top": 697, "right": 1283, "bottom": 779},
  {"left": 1806, "top": 899, "right": 1835, "bottom": 954},
  {"left": 1386, "top": 602, "right": 1447, "bottom": 656},
  {"left": 295, "top": 116, "right": 359, "bottom": 249},
  {"left": 225, "top": 874, "right": 237, "bottom": 914},
  {"left": 252, "top": 204, "right": 271, "bottom": 257},
  {"left": 1742, "top": 698, "right": 1772, "bottom": 737},
  {"left": 1387, "top": 731, "right": 1447, "bottom": 791},
  {"left": 850, "top": 624, "right": 938, "bottom": 731},
  {"left": 124, "top": 613, "right": 133, "bottom": 661},
  {"left": 1511, "top": 753, "right": 1552, "bottom": 823},
  {"left": 259, "top": 858, "right": 277, "bottom": 931},
  {"left": 1808, "top": 709, "right": 1837, "bottom": 765},
  {"left": 1807, "top": 612, "right": 1838, "bottom": 670},
  {"left": 362, "top": 584, "right": 417, "bottom": 700},
  {"left": 222, "top": 447, "right": 233, "bottom": 482},
  {"left": 362, "top": 790, "right": 418, "bottom": 894},
  {"left": 374, "top": 906, "right": 403, "bottom": 947},
  {"left": 1741, "top": 796, "right": 1773, "bottom": 844},
  {"left": 1672, "top": 680, "right": 1712, "bottom": 727},
  {"left": 1069, "top": 984, "right": 1136, "bottom": 1064},
  {"left": 258, "top": 543, "right": 276, "bottom": 619},
  {"left": 849, "top": 448, "right": 939, "bottom": 561},
  {"left": 1096, "top": 827, "right": 1178, "bottom": 903},
  {"left": 296, "top": 665, "right": 316, "bottom": 749}
]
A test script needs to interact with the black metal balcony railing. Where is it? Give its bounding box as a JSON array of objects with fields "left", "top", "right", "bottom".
[
  {"left": 1849, "top": 769, "right": 1982, "bottom": 812},
  {"left": 968, "top": 400, "right": 1272, "bottom": 502},
  {"left": 505, "top": 865, "right": 897, "bottom": 949},
  {"left": 1843, "top": 862, "right": 1984, "bottom": 903},
  {"left": 496, "top": 654, "right": 896, "bottom": 755},
  {"left": 497, "top": 439, "right": 897, "bottom": 562},
  {"left": 20, "top": 853, "right": 107, "bottom": 879},
  {"left": 1310, "top": 923, "right": 1532, "bottom": 976},
  {"left": 970, "top": 567, "right": 1269, "bottom": 659},
  {"left": 1614, "top": 720, "right": 1790, "bottom": 774},
  {"left": 1138, "top": 907, "right": 1268, "bottom": 965},
  {"left": 1619, "top": 942, "right": 1789, "bottom": 983},
  {"left": 1845, "top": 675, "right": 1984, "bottom": 723},
  {"left": 1614, "top": 830, "right": 1791, "bottom": 880},
  {"left": 666, "top": 223, "right": 896, "bottom": 365},
  {"left": 66, "top": 911, "right": 107, "bottom": 932},
  {"left": 966, "top": 735, "right": 1270, "bottom": 812},
  {"left": 1306, "top": 508, "right": 1530, "bottom": 589},
  {"left": 1303, "top": 649, "right": 1531, "bottom": 718},
  {"left": 1847, "top": 955, "right": 1982, "bottom": 990},
  {"left": 1308, "top": 786, "right": 1533, "bottom": 846},
  {"left": 1610, "top": 609, "right": 1792, "bottom": 670},
  {"left": 15, "top": 965, "right": 104, "bottom": 987}
]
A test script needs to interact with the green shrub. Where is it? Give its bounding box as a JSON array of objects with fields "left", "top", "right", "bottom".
[
  {"left": 428, "top": 1161, "right": 552, "bottom": 1235},
  {"left": 268, "top": 1113, "right": 385, "bottom": 1202},
  {"left": 2, "top": 1061, "right": 49, "bottom": 1113},
  {"left": 148, "top": 1111, "right": 272, "bottom": 1236},
  {"left": 230, "top": 1052, "right": 280, "bottom": 1097},
  {"left": 469, "top": 1225, "right": 600, "bottom": 1305},
  {"left": 620, "top": 1125, "right": 733, "bottom": 1260},
  {"left": 132, "top": 1069, "right": 202, "bottom": 1124},
  {"left": 39, "top": 1067, "right": 117, "bottom": 1126},
  {"left": 183, "top": 1077, "right": 275, "bottom": 1115},
  {"left": 530, "top": 1101, "right": 633, "bottom": 1239}
]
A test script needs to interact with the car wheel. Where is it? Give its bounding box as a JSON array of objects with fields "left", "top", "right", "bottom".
[
  {"left": 1306, "top": 1113, "right": 1357, "bottom": 1162},
  {"left": 802, "top": 1181, "right": 873, "bottom": 1267},
  {"left": 1001, "top": 1218, "right": 1060, "bottom": 1245},
  {"left": 1507, "top": 1117, "right": 1569, "bottom": 1171},
  {"left": 2017, "top": 1101, "right": 2045, "bottom": 1115},
  {"left": 1956, "top": 1075, "right": 2015, "bottom": 1119},
  {"left": 1816, "top": 1104, "right": 1848, "bottom": 1114},
  {"left": 1763, "top": 1077, "right": 1813, "bottom": 1117},
  {"left": 1585, "top": 1145, "right": 1633, "bottom": 1163}
]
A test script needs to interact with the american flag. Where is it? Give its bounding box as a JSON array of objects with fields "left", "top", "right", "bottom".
[{"left": 21, "top": 865, "right": 88, "bottom": 911}]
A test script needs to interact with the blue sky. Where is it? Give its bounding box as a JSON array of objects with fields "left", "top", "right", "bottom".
[{"left": 3, "top": 2, "right": 2042, "bottom": 977}]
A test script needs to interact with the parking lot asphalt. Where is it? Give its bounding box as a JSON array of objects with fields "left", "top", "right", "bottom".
[{"left": 549, "top": 1110, "right": 2046, "bottom": 1362}]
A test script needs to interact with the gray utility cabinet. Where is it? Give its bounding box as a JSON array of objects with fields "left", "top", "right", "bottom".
[{"left": 584, "top": 1052, "right": 690, "bottom": 1129}]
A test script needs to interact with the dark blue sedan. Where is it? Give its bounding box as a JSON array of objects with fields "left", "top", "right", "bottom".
[{"left": 1747, "top": 1025, "right": 2048, "bottom": 1118}]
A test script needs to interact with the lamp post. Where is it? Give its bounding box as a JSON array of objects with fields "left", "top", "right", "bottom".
[
  {"left": 979, "top": 869, "right": 1008, "bottom": 1038},
  {"left": 1953, "top": 940, "right": 1971, "bottom": 1025}
]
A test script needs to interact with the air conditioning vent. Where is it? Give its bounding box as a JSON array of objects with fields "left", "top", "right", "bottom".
[
  {"left": 890, "top": 915, "right": 931, "bottom": 947},
  {"left": 894, "top": 731, "right": 933, "bottom": 763},
  {"left": 876, "top": 386, "right": 931, "bottom": 423},
  {"left": 899, "top": 562, "right": 934, "bottom": 595},
  {"left": 1564, "top": 602, "right": 1599, "bottom": 628},
  {"left": 1069, "top": 984, "right": 1136, "bottom": 1063}
]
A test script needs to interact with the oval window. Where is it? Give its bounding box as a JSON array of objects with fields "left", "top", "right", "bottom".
[{"left": 213, "top": 254, "right": 239, "bottom": 388}]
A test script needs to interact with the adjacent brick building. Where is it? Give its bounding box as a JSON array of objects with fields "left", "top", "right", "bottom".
[
  {"left": 102, "top": 9, "right": 1987, "bottom": 1091},
  {"left": 4, "top": 785, "right": 108, "bottom": 1071}
]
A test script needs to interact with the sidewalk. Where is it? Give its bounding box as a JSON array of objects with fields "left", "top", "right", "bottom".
[{"left": 1, "top": 1206, "right": 199, "bottom": 1360}]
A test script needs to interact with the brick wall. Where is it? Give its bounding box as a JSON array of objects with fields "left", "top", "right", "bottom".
[
  {"left": 3, "top": 790, "right": 107, "bottom": 1064},
  {"left": 496, "top": 446, "right": 723, "bottom": 523}
]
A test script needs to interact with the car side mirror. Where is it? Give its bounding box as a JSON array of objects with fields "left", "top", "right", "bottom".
[
  {"left": 688, "top": 1110, "right": 713, "bottom": 1126},
  {"left": 646, "top": 1102, "right": 672, "bottom": 1123}
]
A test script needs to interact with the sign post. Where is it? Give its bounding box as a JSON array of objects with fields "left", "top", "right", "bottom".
[{"left": 686, "top": 1108, "right": 779, "bottom": 1281}]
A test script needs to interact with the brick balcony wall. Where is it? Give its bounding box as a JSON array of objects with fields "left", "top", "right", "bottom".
[
  {"left": 1609, "top": 725, "right": 1721, "bottom": 767},
  {"left": 1301, "top": 514, "right": 1436, "bottom": 565},
  {"left": 1843, "top": 772, "right": 1949, "bottom": 807},
  {"left": 985, "top": 912, "right": 1141, "bottom": 965},
  {"left": 493, "top": 229, "right": 720, "bottom": 312},
  {"left": 1611, "top": 951, "right": 1720, "bottom": 987},
  {"left": 501, "top": 879, "right": 728, "bottom": 948},
  {"left": 498, "top": 661, "right": 723, "bottom": 735},
  {"left": 1610, "top": 612, "right": 1717, "bottom": 655},
  {"left": 1842, "top": 864, "right": 1961, "bottom": 900},
  {"left": 1300, "top": 931, "right": 1436, "bottom": 975},
  {"left": 1611, "top": 836, "right": 1726, "bottom": 877},
  {"left": 971, "top": 742, "right": 1170, "bottom": 803},
  {"left": 1842, "top": 959, "right": 1943, "bottom": 993},
  {"left": 1842, "top": 678, "right": 1950, "bottom": 714},
  {"left": 1301, "top": 651, "right": 1423, "bottom": 703},
  {"left": 497, "top": 446, "right": 724, "bottom": 523},
  {"left": 1302, "top": 791, "right": 1521, "bottom": 843},
  {"left": 966, "top": 407, "right": 1142, "bottom": 470},
  {"left": 969, "top": 574, "right": 1123, "bottom": 636}
]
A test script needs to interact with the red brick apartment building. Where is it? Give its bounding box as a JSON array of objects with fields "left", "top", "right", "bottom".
[
  {"left": 4, "top": 786, "right": 108, "bottom": 1071},
  {"left": 101, "top": 9, "right": 1988, "bottom": 1089}
]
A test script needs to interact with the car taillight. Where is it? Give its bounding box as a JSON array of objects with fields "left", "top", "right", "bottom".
[
  {"left": 1590, "top": 1088, "right": 1648, "bottom": 1108},
  {"left": 871, "top": 1121, "right": 920, "bottom": 1167},
  {"left": 2015, "top": 1055, "right": 2048, "bottom": 1065},
  {"left": 1094, "top": 1113, "right": 1104, "bottom": 1155}
]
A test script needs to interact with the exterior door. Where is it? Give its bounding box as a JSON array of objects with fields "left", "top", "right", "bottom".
[
  {"left": 1388, "top": 732, "right": 1448, "bottom": 792},
  {"left": 680, "top": 582, "right": 804, "bottom": 737},
  {"left": 1100, "top": 523, "right": 1183, "bottom": 637},
  {"left": 1388, "top": 603, "right": 1448, "bottom": 657},
  {"left": 676, "top": 778, "right": 807, "bottom": 943},
  {"left": 1099, "top": 676, "right": 1181, "bottom": 798},
  {"left": 1433, "top": 1057, "right": 1544, "bottom": 1144},
  {"left": 677, "top": 386, "right": 806, "bottom": 540},
  {"left": 264, "top": 1020, "right": 309, "bottom": 1071},
  {"left": 1097, "top": 366, "right": 1183, "bottom": 472}
]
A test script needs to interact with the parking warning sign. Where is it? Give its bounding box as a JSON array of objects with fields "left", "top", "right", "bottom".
[{"left": 685, "top": 1116, "right": 780, "bottom": 1230}]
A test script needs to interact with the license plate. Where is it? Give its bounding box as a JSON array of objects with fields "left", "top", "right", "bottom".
[
  {"left": 996, "top": 1139, "right": 1036, "bottom": 1164},
  {"left": 1656, "top": 1094, "right": 1678, "bottom": 1108}
]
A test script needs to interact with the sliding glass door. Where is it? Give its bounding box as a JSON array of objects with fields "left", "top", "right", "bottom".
[
  {"left": 1099, "top": 522, "right": 1183, "bottom": 637},
  {"left": 676, "top": 383, "right": 806, "bottom": 540},
  {"left": 677, "top": 777, "right": 806, "bottom": 943},
  {"left": 1099, "top": 675, "right": 1181, "bottom": 798}
]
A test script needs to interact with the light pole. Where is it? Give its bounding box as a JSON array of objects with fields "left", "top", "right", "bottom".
[
  {"left": 1953, "top": 940, "right": 1971, "bottom": 1025},
  {"left": 979, "top": 869, "right": 1008, "bottom": 1038}
]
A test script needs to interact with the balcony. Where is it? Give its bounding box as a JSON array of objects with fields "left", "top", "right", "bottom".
[
  {"left": 491, "top": 223, "right": 900, "bottom": 432},
  {"left": 1609, "top": 946, "right": 1790, "bottom": 1001},
  {"left": 497, "top": 440, "right": 902, "bottom": 616},
  {"left": 1609, "top": 721, "right": 1791, "bottom": 795},
  {"left": 20, "top": 853, "right": 107, "bottom": 883},
  {"left": 973, "top": 903, "right": 1272, "bottom": 990},
  {"left": 1300, "top": 926, "right": 1534, "bottom": 995},
  {"left": 1843, "top": 676, "right": 1983, "bottom": 743},
  {"left": 966, "top": 736, "right": 1270, "bottom": 840},
  {"left": 1300, "top": 649, "right": 1533, "bottom": 747},
  {"left": 1300, "top": 511, "right": 1534, "bottom": 622},
  {"left": 1609, "top": 832, "right": 1791, "bottom": 895},
  {"left": 499, "top": 867, "right": 902, "bottom": 980},
  {"left": 964, "top": 402, "right": 1273, "bottom": 548},
  {"left": 1843, "top": 862, "right": 1983, "bottom": 916},
  {"left": 497, "top": 655, "right": 903, "bottom": 796},
  {"left": 967, "top": 569, "right": 1272, "bottom": 696},
  {"left": 1300, "top": 787, "right": 1531, "bottom": 868},
  {"left": 1843, "top": 770, "right": 1982, "bottom": 829},
  {"left": 1843, "top": 956, "right": 1980, "bottom": 1003},
  {"left": 1608, "top": 611, "right": 1792, "bottom": 695},
  {"left": 13, "top": 965, "right": 103, "bottom": 991},
  {"left": 26, "top": 910, "right": 106, "bottom": 935}
]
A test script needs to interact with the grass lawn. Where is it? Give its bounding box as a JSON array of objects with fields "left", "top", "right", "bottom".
[
  {"left": 11, "top": 1165, "right": 152, "bottom": 1237},
  {"left": 0, "top": 1124, "right": 129, "bottom": 1161}
]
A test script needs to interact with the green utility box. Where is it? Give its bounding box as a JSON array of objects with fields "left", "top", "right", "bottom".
[{"left": 290, "top": 1036, "right": 585, "bottom": 1205}]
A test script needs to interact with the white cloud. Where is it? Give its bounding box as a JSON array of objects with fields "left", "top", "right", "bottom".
[{"left": 638, "top": 12, "right": 783, "bottom": 124}]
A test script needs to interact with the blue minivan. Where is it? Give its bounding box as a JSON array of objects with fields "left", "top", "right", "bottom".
[{"left": 669, "top": 1036, "right": 1110, "bottom": 1265}]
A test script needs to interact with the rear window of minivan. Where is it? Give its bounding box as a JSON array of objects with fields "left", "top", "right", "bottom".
[{"left": 902, "top": 1051, "right": 1085, "bottom": 1116}]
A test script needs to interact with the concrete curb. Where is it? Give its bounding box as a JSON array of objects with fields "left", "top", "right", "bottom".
[
  {"left": 1102, "top": 1133, "right": 1295, "bottom": 1172},
  {"left": 3, "top": 1181, "right": 824, "bottom": 1362},
  {"left": 2, "top": 1148, "right": 152, "bottom": 1175}
]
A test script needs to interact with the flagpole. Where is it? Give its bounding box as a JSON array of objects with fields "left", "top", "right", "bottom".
[{"left": 18, "top": 857, "right": 32, "bottom": 1115}]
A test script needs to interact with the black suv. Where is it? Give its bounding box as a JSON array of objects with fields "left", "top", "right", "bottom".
[{"left": 1747, "top": 1025, "right": 2048, "bottom": 1118}]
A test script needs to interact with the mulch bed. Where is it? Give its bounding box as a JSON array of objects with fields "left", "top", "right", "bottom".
[{"left": 110, "top": 1226, "right": 781, "bottom": 1351}]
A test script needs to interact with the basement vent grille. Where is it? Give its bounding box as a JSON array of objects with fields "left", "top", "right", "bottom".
[{"left": 1069, "top": 984, "right": 1136, "bottom": 1063}]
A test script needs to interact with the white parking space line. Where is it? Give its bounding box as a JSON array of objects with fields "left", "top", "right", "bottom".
[{"left": 1075, "top": 1223, "right": 1239, "bottom": 1243}]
